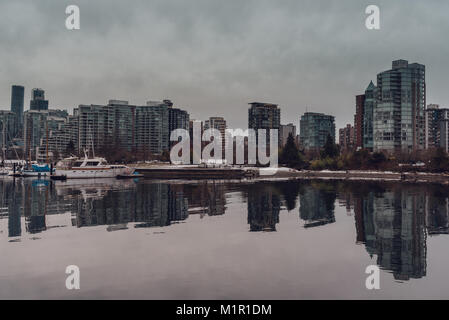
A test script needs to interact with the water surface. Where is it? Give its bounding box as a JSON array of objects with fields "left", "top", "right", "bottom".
[{"left": 1, "top": 178, "right": 448, "bottom": 299}]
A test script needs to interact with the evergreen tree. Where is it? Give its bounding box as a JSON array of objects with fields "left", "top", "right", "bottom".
[
  {"left": 321, "top": 134, "right": 338, "bottom": 159},
  {"left": 430, "top": 148, "right": 449, "bottom": 172},
  {"left": 280, "top": 133, "right": 303, "bottom": 168},
  {"left": 65, "top": 140, "right": 76, "bottom": 156}
]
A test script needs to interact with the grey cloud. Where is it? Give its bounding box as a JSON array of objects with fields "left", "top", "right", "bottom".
[{"left": 1, "top": 0, "right": 449, "bottom": 131}]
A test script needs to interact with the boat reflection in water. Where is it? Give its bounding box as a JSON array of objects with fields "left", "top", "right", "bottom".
[{"left": 1, "top": 178, "right": 448, "bottom": 284}]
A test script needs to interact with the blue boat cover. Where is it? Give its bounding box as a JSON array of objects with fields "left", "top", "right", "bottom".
[{"left": 31, "top": 164, "right": 51, "bottom": 172}]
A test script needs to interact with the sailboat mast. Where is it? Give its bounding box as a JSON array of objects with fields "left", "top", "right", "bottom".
[
  {"left": 5, "top": 126, "right": 19, "bottom": 160},
  {"left": 90, "top": 125, "right": 95, "bottom": 158},
  {"left": 2, "top": 118, "right": 5, "bottom": 164},
  {"left": 27, "top": 117, "right": 31, "bottom": 165},
  {"left": 46, "top": 120, "right": 49, "bottom": 164}
]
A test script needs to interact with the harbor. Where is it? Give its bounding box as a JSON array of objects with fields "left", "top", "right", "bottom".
[{"left": 5, "top": 162, "right": 449, "bottom": 185}]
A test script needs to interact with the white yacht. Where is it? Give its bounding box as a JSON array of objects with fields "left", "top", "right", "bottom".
[
  {"left": 54, "top": 154, "right": 134, "bottom": 179},
  {"left": 0, "top": 167, "right": 9, "bottom": 176}
]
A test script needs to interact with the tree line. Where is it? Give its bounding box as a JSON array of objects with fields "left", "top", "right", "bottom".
[{"left": 279, "top": 133, "right": 449, "bottom": 173}]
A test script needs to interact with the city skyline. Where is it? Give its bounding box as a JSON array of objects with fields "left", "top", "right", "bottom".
[
  {"left": 1, "top": 0, "right": 449, "bottom": 131},
  {"left": 4, "top": 0, "right": 449, "bottom": 305}
]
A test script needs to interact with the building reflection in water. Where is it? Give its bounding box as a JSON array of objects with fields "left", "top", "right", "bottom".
[
  {"left": 299, "top": 181, "right": 336, "bottom": 228},
  {"left": 278, "top": 180, "right": 301, "bottom": 211},
  {"left": 184, "top": 182, "right": 227, "bottom": 217},
  {"left": 426, "top": 190, "right": 449, "bottom": 236},
  {"left": 24, "top": 181, "right": 48, "bottom": 234},
  {"left": 2, "top": 178, "right": 449, "bottom": 282},
  {"left": 346, "top": 183, "right": 431, "bottom": 281},
  {"left": 6, "top": 180, "right": 22, "bottom": 237},
  {"left": 72, "top": 183, "right": 189, "bottom": 230},
  {"left": 245, "top": 183, "right": 280, "bottom": 232},
  {"left": 0, "top": 179, "right": 230, "bottom": 235},
  {"left": 2, "top": 179, "right": 72, "bottom": 236}
]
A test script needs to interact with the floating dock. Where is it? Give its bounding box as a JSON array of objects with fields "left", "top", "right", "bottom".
[
  {"left": 117, "top": 173, "right": 144, "bottom": 179},
  {"left": 134, "top": 165, "right": 258, "bottom": 179}
]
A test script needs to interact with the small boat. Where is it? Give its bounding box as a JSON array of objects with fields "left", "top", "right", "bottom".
[
  {"left": 22, "top": 164, "right": 52, "bottom": 177},
  {"left": 13, "top": 163, "right": 52, "bottom": 178},
  {"left": 0, "top": 167, "right": 10, "bottom": 176}
]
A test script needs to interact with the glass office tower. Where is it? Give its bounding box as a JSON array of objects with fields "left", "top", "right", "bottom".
[{"left": 374, "top": 60, "right": 426, "bottom": 153}]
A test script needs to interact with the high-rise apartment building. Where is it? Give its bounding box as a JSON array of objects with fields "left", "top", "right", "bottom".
[
  {"left": 135, "top": 101, "right": 169, "bottom": 155},
  {"left": 30, "top": 88, "right": 49, "bottom": 111},
  {"left": 354, "top": 94, "right": 365, "bottom": 150},
  {"left": 438, "top": 118, "right": 449, "bottom": 153},
  {"left": 279, "top": 123, "right": 296, "bottom": 147},
  {"left": 431, "top": 106, "right": 449, "bottom": 153},
  {"left": 43, "top": 115, "right": 79, "bottom": 159},
  {"left": 189, "top": 119, "right": 204, "bottom": 162},
  {"left": 162, "top": 100, "right": 190, "bottom": 149},
  {"left": 363, "top": 81, "right": 376, "bottom": 150},
  {"left": 248, "top": 102, "right": 280, "bottom": 147},
  {"left": 204, "top": 117, "right": 227, "bottom": 157},
  {"left": 109, "top": 100, "right": 136, "bottom": 151},
  {"left": 168, "top": 103, "right": 190, "bottom": 140},
  {"left": 0, "top": 111, "right": 16, "bottom": 157},
  {"left": 299, "top": 112, "right": 335, "bottom": 151},
  {"left": 75, "top": 100, "right": 175, "bottom": 156},
  {"left": 10, "top": 85, "right": 24, "bottom": 137},
  {"left": 19, "top": 97, "right": 189, "bottom": 160},
  {"left": 76, "top": 104, "right": 114, "bottom": 154},
  {"left": 248, "top": 102, "right": 280, "bottom": 130},
  {"left": 23, "top": 109, "right": 68, "bottom": 160},
  {"left": 425, "top": 104, "right": 440, "bottom": 150},
  {"left": 339, "top": 124, "right": 355, "bottom": 152},
  {"left": 373, "top": 60, "right": 426, "bottom": 153},
  {"left": 204, "top": 117, "right": 227, "bottom": 138},
  {"left": 354, "top": 81, "right": 376, "bottom": 151},
  {"left": 424, "top": 104, "right": 449, "bottom": 150}
]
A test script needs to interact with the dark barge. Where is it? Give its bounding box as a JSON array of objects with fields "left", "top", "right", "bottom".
[{"left": 135, "top": 166, "right": 258, "bottom": 179}]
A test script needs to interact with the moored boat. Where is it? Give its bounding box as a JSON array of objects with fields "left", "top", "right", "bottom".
[
  {"left": 0, "top": 167, "right": 10, "bottom": 176},
  {"left": 20, "top": 164, "right": 52, "bottom": 177},
  {"left": 8, "top": 163, "right": 52, "bottom": 178},
  {"left": 54, "top": 154, "right": 134, "bottom": 179}
]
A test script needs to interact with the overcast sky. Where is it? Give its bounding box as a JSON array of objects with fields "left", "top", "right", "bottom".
[{"left": 1, "top": 0, "right": 448, "bottom": 130}]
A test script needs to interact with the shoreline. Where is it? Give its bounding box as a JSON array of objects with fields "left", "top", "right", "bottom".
[
  {"left": 3, "top": 165, "right": 448, "bottom": 185},
  {"left": 257, "top": 169, "right": 449, "bottom": 185},
  {"left": 132, "top": 164, "right": 449, "bottom": 184}
]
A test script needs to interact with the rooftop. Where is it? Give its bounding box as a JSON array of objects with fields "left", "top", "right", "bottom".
[{"left": 248, "top": 102, "right": 279, "bottom": 108}]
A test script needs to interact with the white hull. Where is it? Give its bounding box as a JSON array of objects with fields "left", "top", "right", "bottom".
[
  {"left": 21, "top": 171, "right": 51, "bottom": 178},
  {"left": 6, "top": 170, "right": 51, "bottom": 177},
  {"left": 54, "top": 167, "right": 133, "bottom": 179}
]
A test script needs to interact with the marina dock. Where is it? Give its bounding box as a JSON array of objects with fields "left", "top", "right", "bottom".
[{"left": 134, "top": 165, "right": 258, "bottom": 179}]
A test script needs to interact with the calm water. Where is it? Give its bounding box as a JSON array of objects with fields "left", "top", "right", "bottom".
[{"left": 1, "top": 177, "right": 449, "bottom": 299}]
